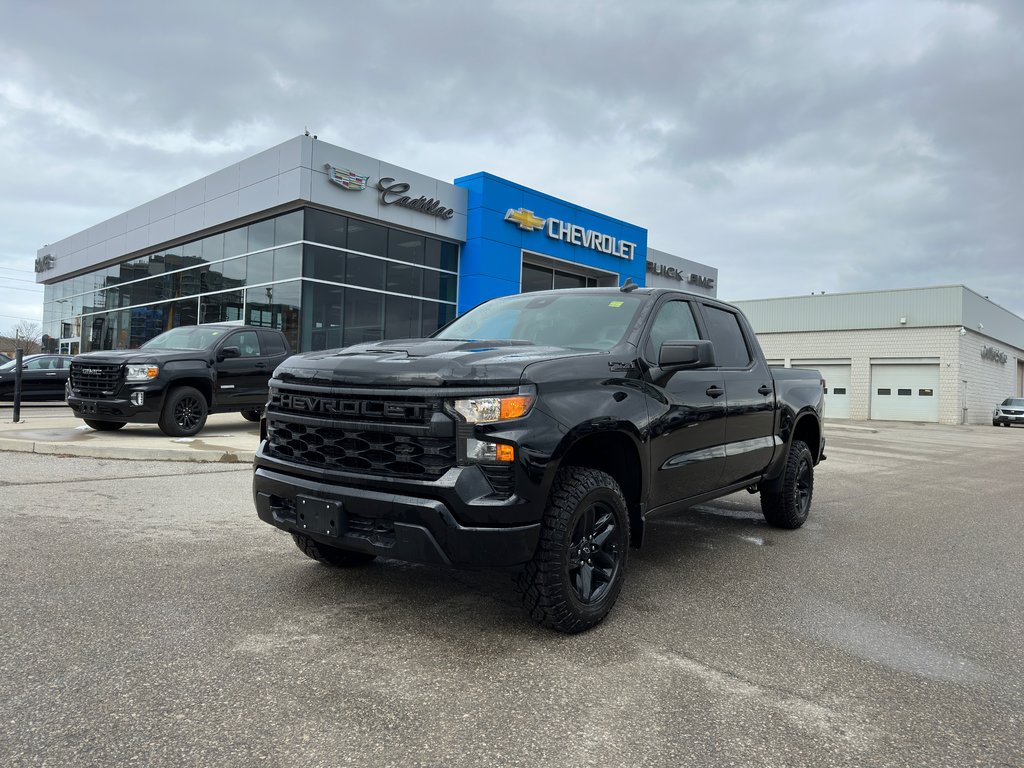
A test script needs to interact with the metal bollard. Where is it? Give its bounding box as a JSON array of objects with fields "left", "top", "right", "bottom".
[{"left": 12, "top": 348, "right": 23, "bottom": 422}]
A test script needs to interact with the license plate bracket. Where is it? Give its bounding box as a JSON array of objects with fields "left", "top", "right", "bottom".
[{"left": 296, "top": 496, "right": 345, "bottom": 538}]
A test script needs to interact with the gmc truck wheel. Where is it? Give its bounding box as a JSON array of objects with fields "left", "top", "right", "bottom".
[
  {"left": 83, "top": 419, "right": 126, "bottom": 431},
  {"left": 291, "top": 533, "right": 377, "bottom": 567},
  {"left": 517, "top": 467, "right": 629, "bottom": 634},
  {"left": 760, "top": 439, "right": 814, "bottom": 529},
  {"left": 158, "top": 386, "right": 209, "bottom": 437}
]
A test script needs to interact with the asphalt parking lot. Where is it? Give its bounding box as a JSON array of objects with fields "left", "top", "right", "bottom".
[{"left": 1, "top": 412, "right": 1021, "bottom": 767}]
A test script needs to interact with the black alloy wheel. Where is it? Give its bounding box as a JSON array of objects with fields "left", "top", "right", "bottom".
[
  {"left": 158, "top": 386, "right": 209, "bottom": 437},
  {"left": 760, "top": 439, "right": 814, "bottom": 529},
  {"left": 568, "top": 500, "right": 623, "bottom": 605},
  {"left": 518, "top": 466, "right": 630, "bottom": 633},
  {"left": 175, "top": 395, "right": 203, "bottom": 431}
]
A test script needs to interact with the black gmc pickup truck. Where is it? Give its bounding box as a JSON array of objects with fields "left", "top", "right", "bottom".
[
  {"left": 253, "top": 286, "right": 825, "bottom": 633},
  {"left": 68, "top": 324, "right": 291, "bottom": 436}
]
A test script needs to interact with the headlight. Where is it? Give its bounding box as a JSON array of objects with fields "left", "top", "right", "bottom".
[
  {"left": 452, "top": 386, "right": 536, "bottom": 424},
  {"left": 125, "top": 364, "right": 159, "bottom": 381}
]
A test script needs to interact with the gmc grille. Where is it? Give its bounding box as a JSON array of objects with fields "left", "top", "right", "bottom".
[
  {"left": 265, "top": 388, "right": 455, "bottom": 478},
  {"left": 69, "top": 363, "right": 123, "bottom": 398}
]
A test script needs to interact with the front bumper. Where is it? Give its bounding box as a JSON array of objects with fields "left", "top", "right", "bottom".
[
  {"left": 253, "top": 461, "right": 542, "bottom": 568},
  {"left": 67, "top": 387, "right": 166, "bottom": 422},
  {"left": 993, "top": 412, "right": 1024, "bottom": 425}
]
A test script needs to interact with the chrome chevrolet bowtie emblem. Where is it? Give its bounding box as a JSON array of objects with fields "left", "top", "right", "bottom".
[{"left": 504, "top": 208, "right": 547, "bottom": 231}]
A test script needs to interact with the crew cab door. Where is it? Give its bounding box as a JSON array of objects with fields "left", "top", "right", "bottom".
[
  {"left": 642, "top": 298, "right": 727, "bottom": 504},
  {"left": 214, "top": 330, "right": 272, "bottom": 406},
  {"left": 696, "top": 303, "right": 778, "bottom": 487}
]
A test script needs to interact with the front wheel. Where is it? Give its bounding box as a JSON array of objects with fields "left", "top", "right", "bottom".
[
  {"left": 83, "top": 419, "right": 126, "bottom": 431},
  {"left": 760, "top": 439, "right": 814, "bottom": 529},
  {"left": 517, "top": 467, "right": 629, "bottom": 634},
  {"left": 291, "top": 533, "right": 377, "bottom": 567},
  {"left": 158, "top": 386, "right": 208, "bottom": 437}
]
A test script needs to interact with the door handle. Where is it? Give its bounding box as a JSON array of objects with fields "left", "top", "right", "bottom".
[
  {"left": 705, "top": 385, "right": 724, "bottom": 398},
  {"left": 758, "top": 385, "right": 772, "bottom": 396},
  {"left": 255, "top": 362, "right": 268, "bottom": 369}
]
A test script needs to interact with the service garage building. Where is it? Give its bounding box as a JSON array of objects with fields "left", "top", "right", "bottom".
[{"left": 734, "top": 287, "right": 1024, "bottom": 425}]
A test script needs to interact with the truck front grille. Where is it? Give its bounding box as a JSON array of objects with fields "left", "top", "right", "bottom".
[
  {"left": 265, "top": 388, "right": 456, "bottom": 479},
  {"left": 69, "top": 363, "right": 123, "bottom": 398}
]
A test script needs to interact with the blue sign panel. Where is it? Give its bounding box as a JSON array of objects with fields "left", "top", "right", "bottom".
[{"left": 454, "top": 173, "right": 648, "bottom": 313}]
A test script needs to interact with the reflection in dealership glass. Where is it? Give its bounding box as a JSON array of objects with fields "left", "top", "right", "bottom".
[{"left": 992, "top": 397, "right": 1024, "bottom": 427}]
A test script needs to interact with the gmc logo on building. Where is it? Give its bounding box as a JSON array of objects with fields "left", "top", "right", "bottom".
[{"left": 277, "top": 393, "right": 429, "bottom": 420}]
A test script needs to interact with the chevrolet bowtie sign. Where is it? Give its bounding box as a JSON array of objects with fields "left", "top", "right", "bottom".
[{"left": 504, "top": 208, "right": 637, "bottom": 261}]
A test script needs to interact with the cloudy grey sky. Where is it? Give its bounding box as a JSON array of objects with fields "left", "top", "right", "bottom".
[{"left": 2, "top": 0, "right": 1023, "bottom": 334}]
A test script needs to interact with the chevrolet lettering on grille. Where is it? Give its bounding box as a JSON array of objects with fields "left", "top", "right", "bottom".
[{"left": 277, "top": 393, "right": 429, "bottom": 420}]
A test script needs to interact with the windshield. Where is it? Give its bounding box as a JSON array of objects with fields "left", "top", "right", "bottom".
[
  {"left": 435, "top": 292, "right": 645, "bottom": 350},
  {"left": 141, "top": 326, "right": 230, "bottom": 351},
  {"left": 1001, "top": 398, "right": 1024, "bottom": 407}
]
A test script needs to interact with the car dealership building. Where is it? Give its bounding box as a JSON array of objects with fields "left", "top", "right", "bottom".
[
  {"left": 35, "top": 135, "right": 1023, "bottom": 425},
  {"left": 35, "top": 135, "right": 715, "bottom": 358}
]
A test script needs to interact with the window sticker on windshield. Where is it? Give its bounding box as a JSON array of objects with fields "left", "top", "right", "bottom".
[{"left": 608, "top": 301, "right": 624, "bottom": 307}]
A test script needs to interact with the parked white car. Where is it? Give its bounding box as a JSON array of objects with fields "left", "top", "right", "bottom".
[{"left": 992, "top": 397, "right": 1024, "bottom": 427}]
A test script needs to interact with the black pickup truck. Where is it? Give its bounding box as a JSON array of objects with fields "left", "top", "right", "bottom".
[
  {"left": 253, "top": 286, "right": 825, "bottom": 633},
  {"left": 67, "top": 324, "right": 291, "bottom": 436}
]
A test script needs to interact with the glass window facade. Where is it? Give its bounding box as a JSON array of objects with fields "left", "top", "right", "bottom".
[
  {"left": 521, "top": 261, "right": 602, "bottom": 293},
  {"left": 41, "top": 208, "right": 458, "bottom": 354}
]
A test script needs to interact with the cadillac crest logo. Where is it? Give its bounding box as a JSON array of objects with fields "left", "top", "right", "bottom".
[{"left": 324, "top": 164, "right": 369, "bottom": 191}]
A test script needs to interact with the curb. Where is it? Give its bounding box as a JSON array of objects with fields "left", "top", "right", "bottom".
[{"left": 0, "top": 436, "right": 253, "bottom": 464}]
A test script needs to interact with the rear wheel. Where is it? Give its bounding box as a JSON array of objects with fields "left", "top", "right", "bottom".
[
  {"left": 240, "top": 408, "right": 263, "bottom": 422},
  {"left": 517, "top": 467, "right": 629, "bottom": 634},
  {"left": 158, "top": 386, "right": 208, "bottom": 437},
  {"left": 291, "top": 533, "right": 377, "bottom": 567},
  {"left": 83, "top": 419, "right": 126, "bottom": 431},
  {"left": 760, "top": 439, "right": 814, "bottom": 529}
]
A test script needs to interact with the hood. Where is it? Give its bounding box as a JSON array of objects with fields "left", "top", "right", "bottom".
[
  {"left": 72, "top": 349, "right": 212, "bottom": 365},
  {"left": 274, "top": 338, "right": 598, "bottom": 388}
]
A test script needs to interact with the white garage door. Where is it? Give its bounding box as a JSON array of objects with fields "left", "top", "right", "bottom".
[
  {"left": 870, "top": 364, "right": 939, "bottom": 422},
  {"left": 814, "top": 364, "right": 851, "bottom": 419}
]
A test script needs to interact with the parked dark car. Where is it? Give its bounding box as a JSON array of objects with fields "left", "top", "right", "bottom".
[
  {"left": 0, "top": 354, "right": 75, "bottom": 401},
  {"left": 992, "top": 397, "right": 1024, "bottom": 427},
  {"left": 0, "top": 353, "right": 11, "bottom": 365}
]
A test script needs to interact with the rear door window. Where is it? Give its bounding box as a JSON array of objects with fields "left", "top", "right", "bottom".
[
  {"left": 700, "top": 305, "right": 752, "bottom": 368},
  {"left": 259, "top": 330, "right": 287, "bottom": 356}
]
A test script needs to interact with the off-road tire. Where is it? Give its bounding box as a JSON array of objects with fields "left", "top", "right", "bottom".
[
  {"left": 291, "top": 533, "right": 377, "bottom": 567},
  {"left": 240, "top": 408, "right": 263, "bottom": 422},
  {"left": 158, "top": 386, "right": 208, "bottom": 437},
  {"left": 83, "top": 419, "right": 126, "bottom": 431},
  {"left": 760, "top": 439, "right": 814, "bottom": 529},
  {"left": 517, "top": 467, "right": 629, "bottom": 634}
]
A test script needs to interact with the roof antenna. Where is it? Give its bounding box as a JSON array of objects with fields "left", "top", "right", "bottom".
[{"left": 620, "top": 277, "right": 639, "bottom": 292}]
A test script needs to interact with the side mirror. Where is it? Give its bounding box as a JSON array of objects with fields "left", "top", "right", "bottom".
[
  {"left": 659, "top": 339, "right": 716, "bottom": 370},
  {"left": 219, "top": 346, "right": 241, "bottom": 361}
]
